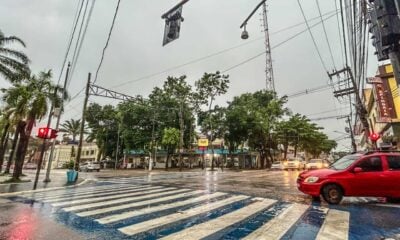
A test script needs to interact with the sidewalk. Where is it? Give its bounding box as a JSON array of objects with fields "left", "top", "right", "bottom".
[{"left": 0, "top": 169, "right": 86, "bottom": 194}]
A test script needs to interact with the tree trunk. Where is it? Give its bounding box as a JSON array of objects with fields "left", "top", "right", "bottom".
[
  {"left": 165, "top": 147, "right": 170, "bottom": 171},
  {"left": 259, "top": 150, "right": 265, "bottom": 169},
  {"left": 294, "top": 144, "right": 298, "bottom": 157},
  {"left": 13, "top": 118, "right": 34, "bottom": 180},
  {"left": 178, "top": 103, "right": 184, "bottom": 172},
  {"left": 283, "top": 142, "right": 288, "bottom": 160},
  {"left": 5, "top": 131, "right": 19, "bottom": 174},
  {"left": 0, "top": 133, "right": 9, "bottom": 172},
  {"left": 0, "top": 123, "right": 10, "bottom": 172},
  {"left": 12, "top": 121, "right": 27, "bottom": 180}
]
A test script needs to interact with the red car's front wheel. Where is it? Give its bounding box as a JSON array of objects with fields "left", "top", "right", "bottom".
[{"left": 322, "top": 184, "right": 343, "bottom": 204}]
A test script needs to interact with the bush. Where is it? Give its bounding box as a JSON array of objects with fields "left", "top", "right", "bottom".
[{"left": 62, "top": 161, "right": 75, "bottom": 170}]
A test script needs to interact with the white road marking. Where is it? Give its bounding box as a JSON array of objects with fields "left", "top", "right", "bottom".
[
  {"left": 41, "top": 185, "right": 156, "bottom": 203},
  {"left": 62, "top": 188, "right": 190, "bottom": 212},
  {"left": 244, "top": 203, "right": 309, "bottom": 240},
  {"left": 78, "top": 190, "right": 204, "bottom": 217},
  {"left": 52, "top": 187, "right": 174, "bottom": 207},
  {"left": 25, "top": 184, "right": 135, "bottom": 198},
  {"left": 97, "top": 192, "right": 227, "bottom": 224},
  {"left": 118, "top": 195, "right": 249, "bottom": 236},
  {"left": 374, "top": 204, "right": 400, "bottom": 208},
  {"left": 161, "top": 199, "right": 276, "bottom": 240},
  {"left": 316, "top": 209, "right": 350, "bottom": 240}
]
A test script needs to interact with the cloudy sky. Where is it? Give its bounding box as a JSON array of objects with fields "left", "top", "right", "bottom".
[{"left": 0, "top": 0, "right": 378, "bottom": 150}]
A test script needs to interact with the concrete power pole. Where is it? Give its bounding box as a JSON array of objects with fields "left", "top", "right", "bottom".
[{"left": 44, "top": 62, "right": 71, "bottom": 182}]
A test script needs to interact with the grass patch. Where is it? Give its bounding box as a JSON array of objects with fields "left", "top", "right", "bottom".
[{"left": 0, "top": 178, "right": 31, "bottom": 184}]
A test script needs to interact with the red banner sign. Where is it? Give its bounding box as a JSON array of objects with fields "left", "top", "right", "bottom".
[{"left": 373, "top": 80, "right": 397, "bottom": 122}]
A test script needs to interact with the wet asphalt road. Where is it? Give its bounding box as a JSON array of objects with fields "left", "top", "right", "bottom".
[{"left": 0, "top": 169, "right": 399, "bottom": 240}]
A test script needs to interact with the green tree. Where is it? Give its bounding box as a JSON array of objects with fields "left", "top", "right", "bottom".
[
  {"left": 161, "top": 127, "right": 180, "bottom": 170},
  {"left": 0, "top": 30, "right": 30, "bottom": 81},
  {"left": 60, "top": 118, "right": 83, "bottom": 142},
  {"left": 195, "top": 71, "right": 229, "bottom": 170},
  {"left": 2, "top": 70, "right": 65, "bottom": 180}
]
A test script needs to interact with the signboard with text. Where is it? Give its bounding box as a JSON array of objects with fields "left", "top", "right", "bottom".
[
  {"left": 197, "top": 138, "right": 209, "bottom": 147},
  {"left": 373, "top": 80, "right": 397, "bottom": 122}
]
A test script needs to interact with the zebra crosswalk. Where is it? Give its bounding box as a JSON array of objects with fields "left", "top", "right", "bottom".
[{"left": 12, "top": 182, "right": 353, "bottom": 239}]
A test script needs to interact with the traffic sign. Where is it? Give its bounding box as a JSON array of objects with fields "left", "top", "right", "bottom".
[{"left": 198, "top": 138, "right": 209, "bottom": 147}]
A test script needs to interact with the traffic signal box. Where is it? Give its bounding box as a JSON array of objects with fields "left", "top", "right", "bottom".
[{"left": 37, "top": 127, "right": 58, "bottom": 139}]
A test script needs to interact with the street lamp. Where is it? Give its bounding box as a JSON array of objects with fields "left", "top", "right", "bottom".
[{"left": 241, "top": 25, "right": 249, "bottom": 40}]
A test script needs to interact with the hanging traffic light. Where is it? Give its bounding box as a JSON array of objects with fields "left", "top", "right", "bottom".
[{"left": 369, "top": 132, "right": 381, "bottom": 142}]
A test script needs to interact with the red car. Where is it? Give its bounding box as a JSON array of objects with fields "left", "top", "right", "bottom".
[{"left": 297, "top": 152, "right": 400, "bottom": 204}]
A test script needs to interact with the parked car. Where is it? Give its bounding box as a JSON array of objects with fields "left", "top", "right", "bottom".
[
  {"left": 79, "top": 162, "right": 100, "bottom": 172},
  {"left": 283, "top": 157, "right": 305, "bottom": 170},
  {"left": 23, "top": 162, "right": 37, "bottom": 169},
  {"left": 306, "top": 159, "right": 329, "bottom": 170},
  {"left": 297, "top": 152, "right": 400, "bottom": 204},
  {"left": 271, "top": 161, "right": 284, "bottom": 170}
]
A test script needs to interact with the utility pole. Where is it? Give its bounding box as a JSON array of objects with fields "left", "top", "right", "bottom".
[
  {"left": 338, "top": 115, "right": 357, "bottom": 152},
  {"left": 240, "top": 0, "right": 274, "bottom": 91},
  {"left": 75, "top": 73, "right": 91, "bottom": 172},
  {"left": 328, "top": 67, "right": 370, "bottom": 138},
  {"left": 44, "top": 62, "right": 71, "bottom": 182}
]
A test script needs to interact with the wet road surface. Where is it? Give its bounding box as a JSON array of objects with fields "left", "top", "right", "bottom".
[{"left": 0, "top": 170, "right": 399, "bottom": 240}]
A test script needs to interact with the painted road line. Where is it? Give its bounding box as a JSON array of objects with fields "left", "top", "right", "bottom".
[
  {"left": 244, "top": 203, "right": 309, "bottom": 240},
  {"left": 33, "top": 185, "right": 148, "bottom": 201},
  {"left": 79, "top": 190, "right": 205, "bottom": 217},
  {"left": 161, "top": 198, "right": 276, "bottom": 240},
  {"left": 62, "top": 188, "right": 190, "bottom": 212},
  {"left": 52, "top": 187, "right": 174, "bottom": 207},
  {"left": 316, "top": 209, "right": 350, "bottom": 240},
  {"left": 24, "top": 184, "right": 134, "bottom": 198},
  {"left": 374, "top": 204, "right": 400, "bottom": 208},
  {"left": 97, "top": 192, "right": 227, "bottom": 224},
  {"left": 41, "top": 185, "right": 157, "bottom": 203},
  {"left": 118, "top": 195, "right": 249, "bottom": 236}
]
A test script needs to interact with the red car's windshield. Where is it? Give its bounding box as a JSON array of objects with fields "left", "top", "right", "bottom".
[{"left": 330, "top": 155, "right": 360, "bottom": 170}]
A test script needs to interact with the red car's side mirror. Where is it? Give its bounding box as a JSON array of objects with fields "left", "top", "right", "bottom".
[{"left": 353, "top": 167, "right": 363, "bottom": 173}]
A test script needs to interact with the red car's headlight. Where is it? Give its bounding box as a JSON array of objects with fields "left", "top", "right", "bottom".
[{"left": 304, "top": 176, "right": 319, "bottom": 183}]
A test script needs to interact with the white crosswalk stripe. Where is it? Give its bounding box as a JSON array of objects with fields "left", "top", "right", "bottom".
[
  {"left": 78, "top": 190, "right": 205, "bottom": 217},
  {"left": 316, "top": 209, "right": 350, "bottom": 240},
  {"left": 62, "top": 188, "right": 190, "bottom": 212},
  {"left": 118, "top": 194, "right": 249, "bottom": 236},
  {"left": 160, "top": 198, "right": 276, "bottom": 240},
  {"left": 23, "top": 184, "right": 135, "bottom": 198},
  {"left": 52, "top": 187, "right": 176, "bottom": 207},
  {"left": 96, "top": 192, "right": 228, "bottom": 224},
  {"left": 243, "top": 203, "right": 309, "bottom": 240},
  {"left": 32, "top": 185, "right": 148, "bottom": 200},
  {"left": 42, "top": 185, "right": 160, "bottom": 203}
]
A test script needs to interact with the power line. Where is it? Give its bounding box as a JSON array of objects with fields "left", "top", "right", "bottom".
[
  {"left": 297, "top": 0, "right": 329, "bottom": 73},
  {"left": 316, "top": 0, "right": 336, "bottom": 69},
  {"left": 55, "top": 0, "right": 85, "bottom": 85},
  {"left": 67, "top": 0, "right": 96, "bottom": 89},
  {"left": 67, "top": 9, "right": 339, "bottom": 105},
  {"left": 221, "top": 11, "right": 338, "bottom": 74},
  {"left": 93, "top": 0, "right": 122, "bottom": 84},
  {"left": 68, "top": 0, "right": 89, "bottom": 84}
]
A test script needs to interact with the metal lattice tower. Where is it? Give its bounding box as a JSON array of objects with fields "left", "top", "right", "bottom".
[{"left": 262, "top": 2, "right": 275, "bottom": 91}]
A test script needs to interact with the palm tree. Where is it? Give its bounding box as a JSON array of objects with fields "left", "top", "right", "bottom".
[
  {"left": 2, "top": 70, "right": 67, "bottom": 180},
  {"left": 60, "top": 119, "right": 82, "bottom": 142},
  {"left": 0, "top": 30, "right": 30, "bottom": 82}
]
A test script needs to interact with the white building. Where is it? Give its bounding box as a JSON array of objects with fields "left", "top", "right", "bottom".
[{"left": 44, "top": 142, "right": 100, "bottom": 169}]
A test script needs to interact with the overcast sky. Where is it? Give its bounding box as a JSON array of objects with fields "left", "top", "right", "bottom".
[{"left": 0, "top": 0, "right": 379, "bottom": 151}]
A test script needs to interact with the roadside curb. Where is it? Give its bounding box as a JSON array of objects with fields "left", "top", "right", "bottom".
[{"left": 0, "top": 178, "right": 90, "bottom": 197}]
